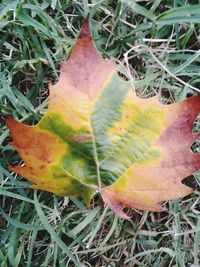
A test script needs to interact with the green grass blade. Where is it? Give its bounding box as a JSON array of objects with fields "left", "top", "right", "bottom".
[{"left": 34, "top": 191, "right": 80, "bottom": 267}]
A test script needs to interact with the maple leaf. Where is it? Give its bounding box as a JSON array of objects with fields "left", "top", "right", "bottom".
[{"left": 6, "top": 19, "right": 200, "bottom": 220}]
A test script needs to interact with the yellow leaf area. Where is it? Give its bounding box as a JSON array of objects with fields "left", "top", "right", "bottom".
[
  {"left": 100, "top": 94, "right": 200, "bottom": 219},
  {"left": 6, "top": 19, "right": 200, "bottom": 219}
]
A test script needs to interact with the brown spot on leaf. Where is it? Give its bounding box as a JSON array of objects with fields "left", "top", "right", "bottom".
[{"left": 67, "top": 134, "right": 92, "bottom": 143}]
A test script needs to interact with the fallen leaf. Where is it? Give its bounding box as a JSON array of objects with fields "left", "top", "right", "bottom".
[{"left": 6, "top": 19, "right": 200, "bottom": 219}]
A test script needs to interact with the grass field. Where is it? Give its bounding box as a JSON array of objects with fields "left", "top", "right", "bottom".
[{"left": 1, "top": 0, "right": 200, "bottom": 266}]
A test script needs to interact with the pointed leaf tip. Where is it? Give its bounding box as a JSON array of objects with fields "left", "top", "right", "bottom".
[{"left": 79, "top": 18, "right": 91, "bottom": 40}]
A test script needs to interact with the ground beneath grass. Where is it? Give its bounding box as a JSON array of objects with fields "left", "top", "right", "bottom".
[{"left": 1, "top": 1, "right": 200, "bottom": 266}]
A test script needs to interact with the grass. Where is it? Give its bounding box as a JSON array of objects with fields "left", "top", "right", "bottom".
[{"left": 1, "top": 0, "right": 200, "bottom": 266}]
